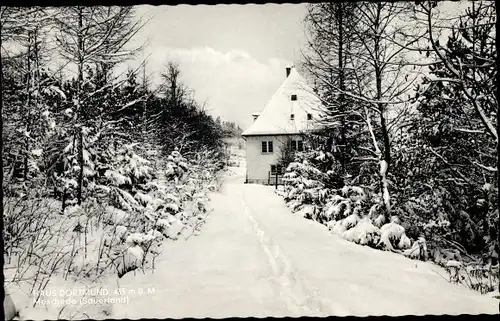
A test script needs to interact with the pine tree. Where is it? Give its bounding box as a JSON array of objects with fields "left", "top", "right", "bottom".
[{"left": 53, "top": 6, "right": 145, "bottom": 208}]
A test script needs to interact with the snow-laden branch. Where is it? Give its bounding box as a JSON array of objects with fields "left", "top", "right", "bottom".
[
  {"left": 424, "top": 75, "right": 463, "bottom": 83},
  {"left": 428, "top": 146, "right": 472, "bottom": 185},
  {"left": 453, "top": 128, "right": 485, "bottom": 134},
  {"left": 364, "top": 106, "right": 381, "bottom": 156},
  {"left": 471, "top": 162, "right": 497, "bottom": 173},
  {"left": 112, "top": 98, "right": 144, "bottom": 114}
]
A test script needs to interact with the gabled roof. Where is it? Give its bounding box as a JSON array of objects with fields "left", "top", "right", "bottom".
[{"left": 242, "top": 67, "right": 323, "bottom": 136}]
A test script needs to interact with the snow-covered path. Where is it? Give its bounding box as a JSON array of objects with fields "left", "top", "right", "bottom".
[{"left": 114, "top": 166, "right": 498, "bottom": 318}]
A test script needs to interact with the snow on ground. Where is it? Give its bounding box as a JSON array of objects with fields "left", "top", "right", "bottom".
[
  {"left": 8, "top": 144, "right": 493, "bottom": 319},
  {"left": 111, "top": 164, "right": 498, "bottom": 318},
  {"left": 4, "top": 147, "right": 218, "bottom": 320}
]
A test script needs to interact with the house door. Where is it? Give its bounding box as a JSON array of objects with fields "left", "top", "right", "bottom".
[{"left": 268, "top": 164, "right": 284, "bottom": 185}]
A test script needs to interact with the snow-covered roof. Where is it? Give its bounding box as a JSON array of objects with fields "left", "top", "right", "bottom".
[{"left": 242, "top": 67, "right": 324, "bottom": 136}]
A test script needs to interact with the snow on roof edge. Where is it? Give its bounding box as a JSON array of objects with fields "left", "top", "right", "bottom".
[{"left": 242, "top": 67, "right": 324, "bottom": 137}]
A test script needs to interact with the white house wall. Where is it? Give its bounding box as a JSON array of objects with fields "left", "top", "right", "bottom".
[{"left": 245, "top": 134, "right": 301, "bottom": 185}]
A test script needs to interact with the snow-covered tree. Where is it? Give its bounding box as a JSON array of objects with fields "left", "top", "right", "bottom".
[
  {"left": 53, "top": 6, "right": 146, "bottom": 208},
  {"left": 390, "top": 1, "right": 497, "bottom": 261},
  {"left": 280, "top": 150, "right": 419, "bottom": 256},
  {"left": 294, "top": 0, "right": 497, "bottom": 281}
]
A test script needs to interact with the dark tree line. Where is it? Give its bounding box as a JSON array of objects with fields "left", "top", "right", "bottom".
[{"left": 215, "top": 116, "right": 243, "bottom": 138}]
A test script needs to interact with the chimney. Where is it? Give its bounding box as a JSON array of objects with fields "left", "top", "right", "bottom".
[{"left": 286, "top": 66, "right": 291, "bottom": 78}]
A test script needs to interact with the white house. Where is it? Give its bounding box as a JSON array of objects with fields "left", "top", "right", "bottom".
[{"left": 241, "top": 66, "right": 323, "bottom": 185}]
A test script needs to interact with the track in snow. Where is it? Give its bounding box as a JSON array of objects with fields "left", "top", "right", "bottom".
[
  {"left": 239, "top": 190, "right": 350, "bottom": 317},
  {"left": 112, "top": 165, "right": 498, "bottom": 319}
]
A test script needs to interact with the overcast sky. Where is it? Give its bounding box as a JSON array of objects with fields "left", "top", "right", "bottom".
[
  {"left": 126, "top": 4, "right": 309, "bottom": 130},
  {"left": 123, "top": 2, "right": 466, "bottom": 130}
]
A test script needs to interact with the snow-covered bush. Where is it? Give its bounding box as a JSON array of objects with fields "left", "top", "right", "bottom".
[
  {"left": 342, "top": 217, "right": 381, "bottom": 247},
  {"left": 443, "top": 260, "right": 499, "bottom": 295},
  {"left": 164, "top": 148, "right": 189, "bottom": 183},
  {"left": 402, "top": 236, "right": 428, "bottom": 260},
  {"left": 4, "top": 144, "right": 221, "bottom": 285},
  {"left": 116, "top": 244, "right": 145, "bottom": 278},
  {"left": 391, "top": 122, "right": 499, "bottom": 293},
  {"left": 377, "top": 219, "right": 412, "bottom": 251},
  {"left": 282, "top": 153, "right": 330, "bottom": 219},
  {"left": 321, "top": 185, "right": 371, "bottom": 224},
  {"left": 75, "top": 146, "right": 220, "bottom": 279},
  {"left": 278, "top": 147, "right": 425, "bottom": 260},
  {"left": 295, "top": 204, "right": 318, "bottom": 219}
]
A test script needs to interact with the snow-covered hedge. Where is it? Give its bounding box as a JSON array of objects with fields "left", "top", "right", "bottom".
[
  {"left": 279, "top": 151, "right": 427, "bottom": 259},
  {"left": 92, "top": 146, "right": 220, "bottom": 277},
  {"left": 277, "top": 148, "right": 498, "bottom": 295},
  {"left": 4, "top": 144, "right": 223, "bottom": 296}
]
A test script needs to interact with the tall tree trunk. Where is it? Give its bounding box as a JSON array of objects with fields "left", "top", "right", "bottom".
[
  {"left": 142, "top": 60, "right": 147, "bottom": 141},
  {"left": 1, "top": 14, "right": 5, "bottom": 228},
  {"left": 76, "top": 7, "right": 84, "bottom": 205},
  {"left": 0, "top": 16, "right": 4, "bottom": 310},
  {"left": 374, "top": 2, "right": 391, "bottom": 217},
  {"left": 337, "top": 3, "right": 346, "bottom": 177},
  {"left": 77, "top": 130, "right": 84, "bottom": 205},
  {"left": 24, "top": 31, "right": 32, "bottom": 181},
  {"left": 495, "top": 1, "right": 500, "bottom": 304}
]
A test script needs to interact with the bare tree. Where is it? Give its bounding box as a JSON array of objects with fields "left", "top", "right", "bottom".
[
  {"left": 305, "top": 2, "right": 418, "bottom": 220},
  {"left": 302, "top": 2, "right": 363, "bottom": 177},
  {"left": 413, "top": 1, "right": 497, "bottom": 141},
  {"left": 1, "top": 8, "right": 66, "bottom": 190},
  {"left": 54, "top": 6, "right": 146, "bottom": 207},
  {"left": 161, "top": 61, "right": 188, "bottom": 108},
  {"left": 0, "top": 7, "right": 54, "bottom": 46}
]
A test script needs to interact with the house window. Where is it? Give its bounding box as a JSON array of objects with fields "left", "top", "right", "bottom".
[
  {"left": 290, "top": 114, "right": 295, "bottom": 120},
  {"left": 291, "top": 140, "right": 304, "bottom": 152},
  {"left": 291, "top": 94, "right": 297, "bottom": 101},
  {"left": 307, "top": 113, "right": 312, "bottom": 120},
  {"left": 270, "top": 164, "right": 283, "bottom": 175},
  {"left": 261, "top": 141, "right": 273, "bottom": 153}
]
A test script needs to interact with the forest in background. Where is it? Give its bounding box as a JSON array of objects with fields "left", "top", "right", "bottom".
[{"left": 1, "top": 6, "right": 243, "bottom": 205}]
